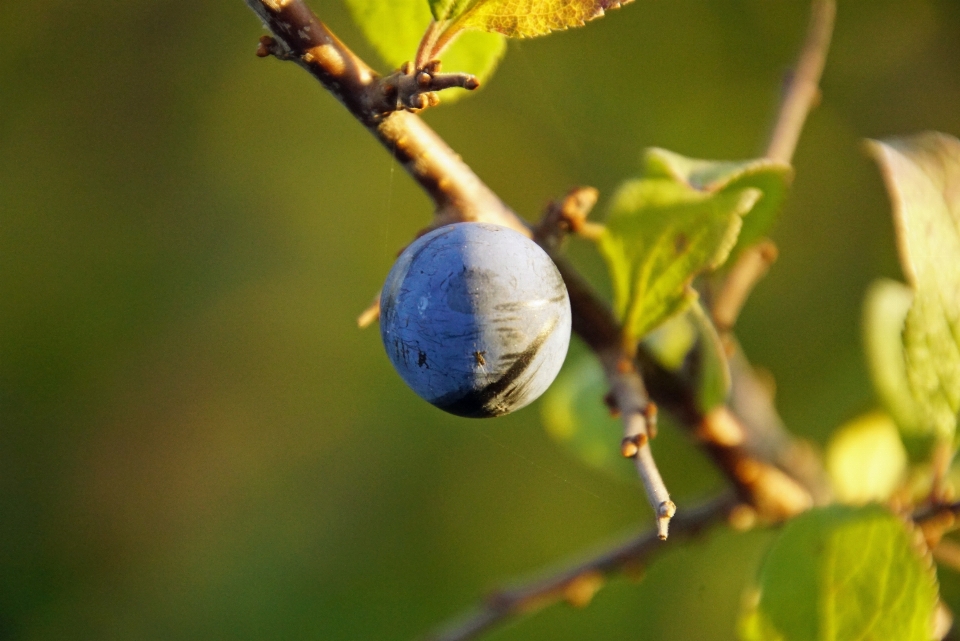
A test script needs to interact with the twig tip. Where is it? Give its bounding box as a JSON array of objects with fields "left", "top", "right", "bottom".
[{"left": 656, "top": 501, "right": 677, "bottom": 540}]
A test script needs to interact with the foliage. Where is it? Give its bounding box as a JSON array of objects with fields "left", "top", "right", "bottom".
[
  {"left": 865, "top": 133, "right": 960, "bottom": 452},
  {"left": 597, "top": 150, "right": 790, "bottom": 345},
  {"left": 739, "top": 505, "right": 938, "bottom": 641},
  {"left": 347, "top": 4, "right": 960, "bottom": 641}
]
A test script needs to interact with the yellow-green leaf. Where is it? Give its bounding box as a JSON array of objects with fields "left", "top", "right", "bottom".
[
  {"left": 826, "top": 411, "right": 908, "bottom": 505},
  {"left": 739, "top": 505, "right": 939, "bottom": 641},
  {"left": 866, "top": 132, "right": 960, "bottom": 447},
  {"left": 451, "top": 0, "right": 633, "bottom": 38}
]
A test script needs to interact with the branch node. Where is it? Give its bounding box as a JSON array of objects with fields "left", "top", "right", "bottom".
[
  {"left": 380, "top": 59, "right": 480, "bottom": 113},
  {"left": 620, "top": 434, "right": 646, "bottom": 458},
  {"left": 256, "top": 34, "right": 294, "bottom": 59},
  {"left": 534, "top": 186, "right": 600, "bottom": 250}
]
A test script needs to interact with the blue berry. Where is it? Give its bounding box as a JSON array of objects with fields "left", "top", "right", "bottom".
[{"left": 380, "top": 222, "right": 572, "bottom": 418}]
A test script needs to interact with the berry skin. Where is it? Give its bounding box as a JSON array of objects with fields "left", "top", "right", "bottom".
[{"left": 380, "top": 222, "right": 572, "bottom": 418}]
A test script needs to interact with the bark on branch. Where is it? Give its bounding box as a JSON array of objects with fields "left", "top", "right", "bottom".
[{"left": 424, "top": 494, "right": 738, "bottom": 641}]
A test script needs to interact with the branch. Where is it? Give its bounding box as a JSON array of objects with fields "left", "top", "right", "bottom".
[
  {"left": 604, "top": 352, "right": 676, "bottom": 539},
  {"left": 765, "top": 0, "right": 836, "bottom": 164},
  {"left": 244, "top": 0, "right": 826, "bottom": 535},
  {"left": 423, "top": 494, "right": 737, "bottom": 641},
  {"left": 711, "top": 241, "right": 779, "bottom": 335}
]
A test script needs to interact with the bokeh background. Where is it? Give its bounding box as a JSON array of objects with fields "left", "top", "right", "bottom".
[{"left": 3, "top": 1, "right": 960, "bottom": 639}]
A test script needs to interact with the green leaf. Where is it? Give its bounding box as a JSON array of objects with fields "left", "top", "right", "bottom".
[
  {"left": 342, "top": 0, "right": 505, "bottom": 100},
  {"left": 642, "top": 312, "right": 696, "bottom": 372},
  {"left": 541, "top": 354, "right": 636, "bottom": 482},
  {"left": 598, "top": 151, "right": 771, "bottom": 343},
  {"left": 739, "top": 505, "right": 939, "bottom": 641},
  {"left": 443, "top": 0, "right": 632, "bottom": 39},
  {"left": 688, "top": 299, "right": 731, "bottom": 411},
  {"left": 866, "top": 132, "right": 960, "bottom": 446},
  {"left": 826, "top": 411, "right": 908, "bottom": 505},
  {"left": 862, "top": 278, "right": 932, "bottom": 457},
  {"left": 645, "top": 148, "right": 793, "bottom": 257}
]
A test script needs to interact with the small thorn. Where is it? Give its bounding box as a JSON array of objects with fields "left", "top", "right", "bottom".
[{"left": 464, "top": 77, "right": 480, "bottom": 90}]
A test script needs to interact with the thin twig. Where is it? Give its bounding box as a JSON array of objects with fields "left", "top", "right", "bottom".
[
  {"left": 602, "top": 350, "right": 676, "bottom": 539},
  {"left": 533, "top": 186, "right": 599, "bottom": 251},
  {"left": 711, "top": 240, "right": 779, "bottom": 334},
  {"left": 765, "top": 0, "right": 836, "bottom": 164},
  {"left": 423, "top": 494, "right": 737, "bottom": 641}
]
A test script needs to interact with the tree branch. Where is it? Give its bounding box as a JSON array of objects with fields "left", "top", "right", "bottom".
[
  {"left": 241, "top": 2, "right": 838, "bottom": 638},
  {"left": 243, "top": 0, "right": 828, "bottom": 539},
  {"left": 423, "top": 494, "right": 738, "bottom": 641},
  {"left": 765, "top": 0, "right": 836, "bottom": 164}
]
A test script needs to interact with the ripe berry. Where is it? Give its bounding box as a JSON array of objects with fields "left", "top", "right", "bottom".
[{"left": 380, "top": 222, "right": 572, "bottom": 417}]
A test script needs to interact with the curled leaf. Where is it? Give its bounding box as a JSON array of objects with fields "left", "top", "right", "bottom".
[{"left": 866, "top": 132, "right": 960, "bottom": 448}]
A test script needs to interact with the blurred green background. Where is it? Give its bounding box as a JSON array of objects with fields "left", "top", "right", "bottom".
[{"left": 2, "top": 1, "right": 960, "bottom": 639}]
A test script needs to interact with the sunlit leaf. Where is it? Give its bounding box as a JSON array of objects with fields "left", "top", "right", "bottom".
[
  {"left": 598, "top": 149, "right": 775, "bottom": 343},
  {"left": 739, "top": 505, "right": 939, "bottom": 641},
  {"left": 826, "top": 411, "right": 908, "bottom": 504},
  {"left": 866, "top": 132, "right": 960, "bottom": 447},
  {"left": 645, "top": 148, "right": 793, "bottom": 257},
  {"left": 862, "top": 278, "right": 932, "bottom": 456},
  {"left": 342, "top": 0, "right": 505, "bottom": 101},
  {"left": 688, "top": 299, "right": 731, "bottom": 411},
  {"left": 437, "top": 0, "right": 632, "bottom": 38}
]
